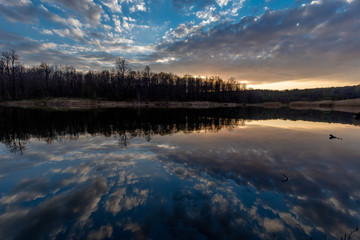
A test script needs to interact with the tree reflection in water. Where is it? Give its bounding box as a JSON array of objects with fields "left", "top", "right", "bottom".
[{"left": 0, "top": 107, "right": 356, "bottom": 153}]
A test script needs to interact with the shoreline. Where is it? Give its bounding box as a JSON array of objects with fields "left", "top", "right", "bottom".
[
  {"left": 0, "top": 99, "right": 245, "bottom": 109},
  {"left": 1, "top": 98, "right": 360, "bottom": 113}
]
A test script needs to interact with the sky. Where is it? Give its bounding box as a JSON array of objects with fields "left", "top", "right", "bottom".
[{"left": 0, "top": 0, "right": 359, "bottom": 90}]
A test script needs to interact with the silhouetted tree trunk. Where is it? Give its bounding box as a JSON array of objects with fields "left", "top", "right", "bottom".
[
  {"left": 0, "top": 59, "right": 4, "bottom": 99},
  {"left": 40, "top": 63, "right": 51, "bottom": 96},
  {"left": 115, "top": 57, "right": 127, "bottom": 99},
  {"left": 1, "top": 51, "right": 12, "bottom": 99},
  {"left": 10, "top": 50, "right": 20, "bottom": 99},
  {"left": 17, "top": 65, "right": 25, "bottom": 98}
]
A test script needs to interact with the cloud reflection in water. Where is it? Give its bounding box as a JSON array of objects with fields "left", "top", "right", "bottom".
[{"left": 0, "top": 116, "right": 359, "bottom": 239}]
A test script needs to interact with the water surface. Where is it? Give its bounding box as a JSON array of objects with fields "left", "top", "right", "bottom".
[{"left": 0, "top": 107, "right": 359, "bottom": 240}]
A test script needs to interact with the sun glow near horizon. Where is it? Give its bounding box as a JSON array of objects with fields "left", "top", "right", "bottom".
[{"left": 248, "top": 79, "right": 359, "bottom": 91}]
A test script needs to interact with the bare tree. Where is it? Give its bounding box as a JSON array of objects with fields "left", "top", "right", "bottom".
[
  {"left": 1, "top": 51, "right": 11, "bottom": 78},
  {"left": 115, "top": 57, "right": 127, "bottom": 86},
  {"left": 1, "top": 50, "right": 20, "bottom": 99},
  {"left": 11, "top": 50, "right": 20, "bottom": 98},
  {"left": 17, "top": 64, "right": 25, "bottom": 98},
  {"left": 1, "top": 51, "right": 12, "bottom": 99},
  {"left": 39, "top": 63, "right": 51, "bottom": 96},
  {"left": 142, "top": 65, "right": 151, "bottom": 88}
]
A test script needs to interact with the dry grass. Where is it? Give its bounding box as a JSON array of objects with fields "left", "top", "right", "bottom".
[
  {"left": 0, "top": 98, "right": 244, "bottom": 109},
  {"left": 289, "top": 99, "right": 360, "bottom": 113}
]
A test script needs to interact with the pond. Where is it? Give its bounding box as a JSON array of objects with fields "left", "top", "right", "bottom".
[{"left": 0, "top": 107, "right": 359, "bottom": 240}]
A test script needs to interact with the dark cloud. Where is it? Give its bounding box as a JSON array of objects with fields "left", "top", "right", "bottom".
[
  {"left": 155, "top": 0, "right": 360, "bottom": 84},
  {"left": 0, "top": 27, "right": 111, "bottom": 71},
  {"left": 89, "top": 32, "right": 104, "bottom": 39},
  {"left": 0, "top": 1, "right": 73, "bottom": 26},
  {"left": 0, "top": 178, "right": 108, "bottom": 240},
  {"left": 80, "top": 51, "right": 117, "bottom": 62},
  {"left": 0, "top": 1, "right": 40, "bottom": 23},
  {"left": 0, "top": 28, "right": 26, "bottom": 42},
  {"left": 12, "top": 177, "right": 52, "bottom": 194},
  {"left": 163, "top": 188, "right": 260, "bottom": 240},
  {"left": 43, "top": 0, "right": 103, "bottom": 24}
]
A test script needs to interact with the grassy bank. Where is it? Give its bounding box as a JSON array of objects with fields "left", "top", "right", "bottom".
[
  {"left": 0, "top": 98, "right": 244, "bottom": 109},
  {"left": 289, "top": 98, "right": 360, "bottom": 113},
  {"left": 1, "top": 98, "right": 360, "bottom": 113}
]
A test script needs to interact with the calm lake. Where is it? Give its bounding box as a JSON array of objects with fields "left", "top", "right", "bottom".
[{"left": 0, "top": 107, "right": 359, "bottom": 240}]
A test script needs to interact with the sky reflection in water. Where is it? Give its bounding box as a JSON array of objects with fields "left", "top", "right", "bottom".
[{"left": 0, "top": 109, "right": 359, "bottom": 240}]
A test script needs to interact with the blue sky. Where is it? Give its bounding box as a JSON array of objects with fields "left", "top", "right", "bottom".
[{"left": 0, "top": 0, "right": 359, "bottom": 89}]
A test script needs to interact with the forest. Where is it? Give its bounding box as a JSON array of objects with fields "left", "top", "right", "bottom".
[{"left": 1, "top": 50, "right": 360, "bottom": 103}]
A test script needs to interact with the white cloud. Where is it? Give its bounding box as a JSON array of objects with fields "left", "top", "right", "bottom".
[
  {"left": 215, "top": 0, "right": 229, "bottom": 7},
  {"left": 53, "top": 28, "right": 71, "bottom": 38},
  {"left": 103, "top": 24, "right": 112, "bottom": 31},
  {"left": 112, "top": 15, "right": 123, "bottom": 33},
  {"left": 122, "top": 16, "right": 136, "bottom": 30},
  {"left": 311, "top": 0, "right": 322, "bottom": 5},
  {"left": 166, "top": 22, "right": 202, "bottom": 39},
  {"left": 120, "top": 0, "right": 146, "bottom": 12},
  {"left": 196, "top": 6, "right": 220, "bottom": 24},
  {"left": 71, "top": 27, "right": 85, "bottom": 39},
  {"left": 103, "top": 13, "right": 110, "bottom": 21},
  {"left": 68, "top": 18, "right": 82, "bottom": 28},
  {"left": 156, "top": 57, "right": 176, "bottom": 63},
  {"left": 53, "top": 27, "right": 85, "bottom": 41},
  {"left": 102, "top": 0, "right": 122, "bottom": 13},
  {"left": 231, "top": 0, "right": 245, "bottom": 14},
  {"left": 41, "top": 29, "right": 53, "bottom": 35},
  {"left": 42, "top": 42, "right": 58, "bottom": 49}
]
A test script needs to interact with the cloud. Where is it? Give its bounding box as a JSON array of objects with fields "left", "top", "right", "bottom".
[
  {"left": 214, "top": 0, "right": 229, "bottom": 7},
  {"left": 104, "top": 186, "right": 149, "bottom": 215},
  {"left": 0, "top": 178, "right": 108, "bottom": 240},
  {"left": 102, "top": 0, "right": 122, "bottom": 13},
  {"left": 112, "top": 15, "right": 123, "bottom": 33},
  {"left": 129, "top": 2, "right": 146, "bottom": 12},
  {"left": 42, "top": 0, "right": 103, "bottom": 24},
  {"left": 172, "top": 0, "right": 214, "bottom": 12},
  {"left": 52, "top": 27, "right": 85, "bottom": 42},
  {"left": 40, "top": 29, "right": 53, "bottom": 35},
  {"left": 122, "top": 16, "right": 136, "bottom": 31},
  {"left": 196, "top": 6, "right": 220, "bottom": 23},
  {"left": 0, "top": 0, "right": 45, "bottom": 23},
  {"left": 120, "top": 0, "right": 147, "bottom": 12},
  {"left": 154, "top": 0, "right": 360, "bottom": 84},
  {"left": 263, "top": 218, "right": 285, "bottom": 233},
  {"left": 87, "top": 225, "right": 113, "bottom": 240}
]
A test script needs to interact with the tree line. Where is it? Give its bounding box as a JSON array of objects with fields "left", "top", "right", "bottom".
[
  {"left": 1, "top": 49, "right": 360, "bottom": 103},
  {"left": 0, "top": 50, "right": 247, "bottom": 102}
]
